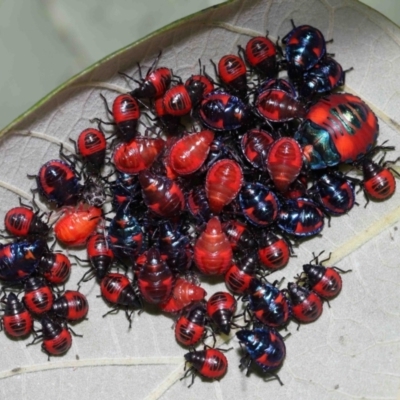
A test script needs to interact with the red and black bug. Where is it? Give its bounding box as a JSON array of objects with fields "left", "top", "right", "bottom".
[
  {"left": 23, "top": 277, "right": 54, "bottom": 315},
  {"left": 169, "top": 130, "right": 215, "bottom": 176},
  {"left": 162, "top": 83, "right": 204, "bottom": 117},
  {"left": 34, "top": 159, "right": 82, "bottom": 207},
  {"left": 224, "top": 251, "right": 258, "bottom": 295},
  {"left": 255, "top": 86, "right": 306, "bottom": 123},
  {"left": 266, "top": 137, "right": 303, "bottom": 193},
  {"left": 242, "top": 35, "right": 278, "bottom": 78},
  {"left": 1, "top": 292, "right": 33, "bottom": 338},
  {"left": 158, "top": 221, "right": 192, "bottom": 275},
  {"left": 182, "top": 348, "right": 228, "bottom": 387},
  {"left": 4, "top": 204, "right": 50, "bottom": 238},
  {"left": 193, "top": 217, "right": 233, "bottom": 276},
  {"left": 85, "top": 233, "right": 114, "bottom": 280},
  {"left": 277, "top": 198, "right": 324, "bottom": 237},
  {"left": 100, "top": 273, "right": 142, "bottom": 326},
  {"left": 40, "top": 251, "right": 71, "bottom": 285},
  {"left": 185, "top": 73, "right": 215, "bottom": 97},
  {"left": 361, "top": 154, "right": 399, "bottom": 203},
  {"left": 286, "top": 282, "right": 323, "bottom": 324},
  {"left": 199, "top": 90, "right": 249, "bottom": 131},
  {"left": 215, "top": 54, "right": 247, "bottom": 97},
  {"left": 248, "top": 279, "right": 291, "bottom": 329},
  {"left": 139, "top": 170, "right": 185, "bottom": 218},
  {"left": 239, "top": 182, "right": 280, "bottom": 227},
  {"left": 137, "top": 247, "right": 174, "bottom": 305},
  {"left": 296, "top": 93, "right": 379, "bottom": 169},
  {"left": 52, "top": 290, "right": 89, "bottom": 321},
  {"left": 282, "top": 22, "right": 327, "bottom": 82},
  {"left": 112, "top": 94, "right": 141, "bottom": 142},
  {"left": 107, "top": 205, "right": 143, "bottom": 260},
  {"left": 130, "top": 61, "right": 172, "bottom": 99},
  {"left": 206, "top": 159, "right": 243, "bottom": 214},
  {"left": 0, "top": 239, "right": 47, "bottom": 282},
  {"left": 54, "top": 203, "right": 102, "bottom": 247},
  {"left": 312, "top": 171, "right": 356, "bottom": 215},
  {"left": 302, "top": 262, "right": 345, "bottom": 300},
  {"left": 300, "top": 57, "right": 347, "bottom": 97},
  {"left": 29, "top": 315, "right": 73, "bottom": 357},
  {"left": 175, "top": 302, "right": 207, "bottom": 347},
  {"left": 206, "top": 291, "right": 237, "bottom": 335},
  {"left": 222, "top": 220, "right": 257, "bottom": 253},
  {"left": 236, "top": 326, "right": 285, "bottom": 384},
  {"left": 113, "top": 137, "right": 165, "bottom": 175},
  {"left": 76, "top": 128, "right": 107, "bottom": 172},
  {"left": 240, "top": 128, "right": 274, "bottom": 170},
  {"left": 258, "top": 231, "right": 291, "bottom": 272}
]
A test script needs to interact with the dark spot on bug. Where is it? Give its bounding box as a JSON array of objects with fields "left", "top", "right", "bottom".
[{"left": 12, "top": 367, "right": 21, "bottom": 373}]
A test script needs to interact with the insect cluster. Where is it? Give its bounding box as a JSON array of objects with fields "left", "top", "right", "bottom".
[{"left": 0, "top": 21, "right": 398, "bottom": 386}]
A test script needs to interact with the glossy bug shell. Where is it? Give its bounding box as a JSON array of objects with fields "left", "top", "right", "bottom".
[
  {"left": 113, "top": 94, "right": 140, "bottom": 141},
  {"left": 224, "top": 252, "right": 258, "bottom": 295},
  {"left": 185, "top": 74, "right": 214, "bottom": 96},
  {"left": 222, "top": 220, "right": 257, "bottom": 252},
  {"left": 41, "top": 316, "right": 72, "bottom": 356},
  {"left": 245, "top": 36, "right": 277, "bottom": 77},
  {"left": 184, "top": 348, "right": 228, "bottom": 380},
  {"left": 287, "top": 282, "right": 323, "bottom": 323},
  {"left": 172, "top": 278, "right": 207, "bottom": 308},
  {"left": 283, "top": 24, "right": 326, "bottom": 71},
  {"left": 52, "top": 290, "right": 89, "bottom": 321},
  {"left": 169, "top": 130, "right": 215, "bottom": 175},
  {"left": 248, "top": 280, "right": 291, "bottom": 328},
  {"left": 362, "top": 160, "right": 396, "bottom": 200},
  {"left": 0, "top": 239, "right": 46, "bottom": 282},
  {"left": 163, "top": 84, "right": 193, "bottom": 116},
  {"left": 315, "top": 173, "right": 355, "bottom": 215},
  {"left": 239, "top": 182, "right": 280, "bottom": 227},
  {"left": 131, "top": 67, "right": 172, "bottom": 99},
  {"left": 100, "top": 273, "right": 142, "bottom": 308},
  {"left": 139, "top": 170, "right": 185, "bottom": 218},
  {"left": 5, "top": 207, "right": 49, "bottom": 238},
  {"left": 54, "top": 204, "right": 102, "bottom": 247},
  {"left": 175, "top": 303, "right": 207, "bottom": 346},
  {"left": 303, "top": 264, "right": 343, "bottom": 299},
  {"left": 86, "top": 233, "right": 114, "bottom": 280},
  {"left": 255, "top": 88, "right": 306, "bottom": 122},
  {"left": 301, "top": 57, "right": 345, "bottom": 97},
  {"left": 206, "top": 159, "right": 243, "bottom": 213},
  {"left": 296, "top": 93, "right": 379, "bottom": 169},
  {"left": 199, "top": 90, "right": 248, "bottom": 131},
  {"left": 2, "top": 292, "right": 33, "bottom": 337},
  {"left": 206, "top": 291, "right": 237, "bottom": 334},
  {"left": 23, "top": 277, "right": 54, "bottom": 315},
  {"left": 138, "top": 248, "right": 174, "bottom": 305},
  {"left": 113, "top": 137, "right": 165, "bottom": 174},
  {"left": 278, "top": 198, "right": 324, "bottom": 237},
  {"left": 218, "top": 54, "right": 247, "bottom": 97},
  {"left": 267, "top": 137, "right": 303, "bottom": 193},
  {"left": 40, "top": 252, "right": 71, "bottom": 285},
  {"left": 193, "top": 217, "right": 233, "bottom": 276},
  {"left": 236, "top": 327, "right": 286, "bottom": 372},
  {"left": 241, "top": 128, "right": 274, "bottom": 170},
  {"left": 37, "top": 159, "right": 81, "bottom": 207},
  {"left": 77, "top": 128, "right": 107, "bottom": 170},
  {"left": 258, "top": 231, "right": 290, "bottom": 271}
]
